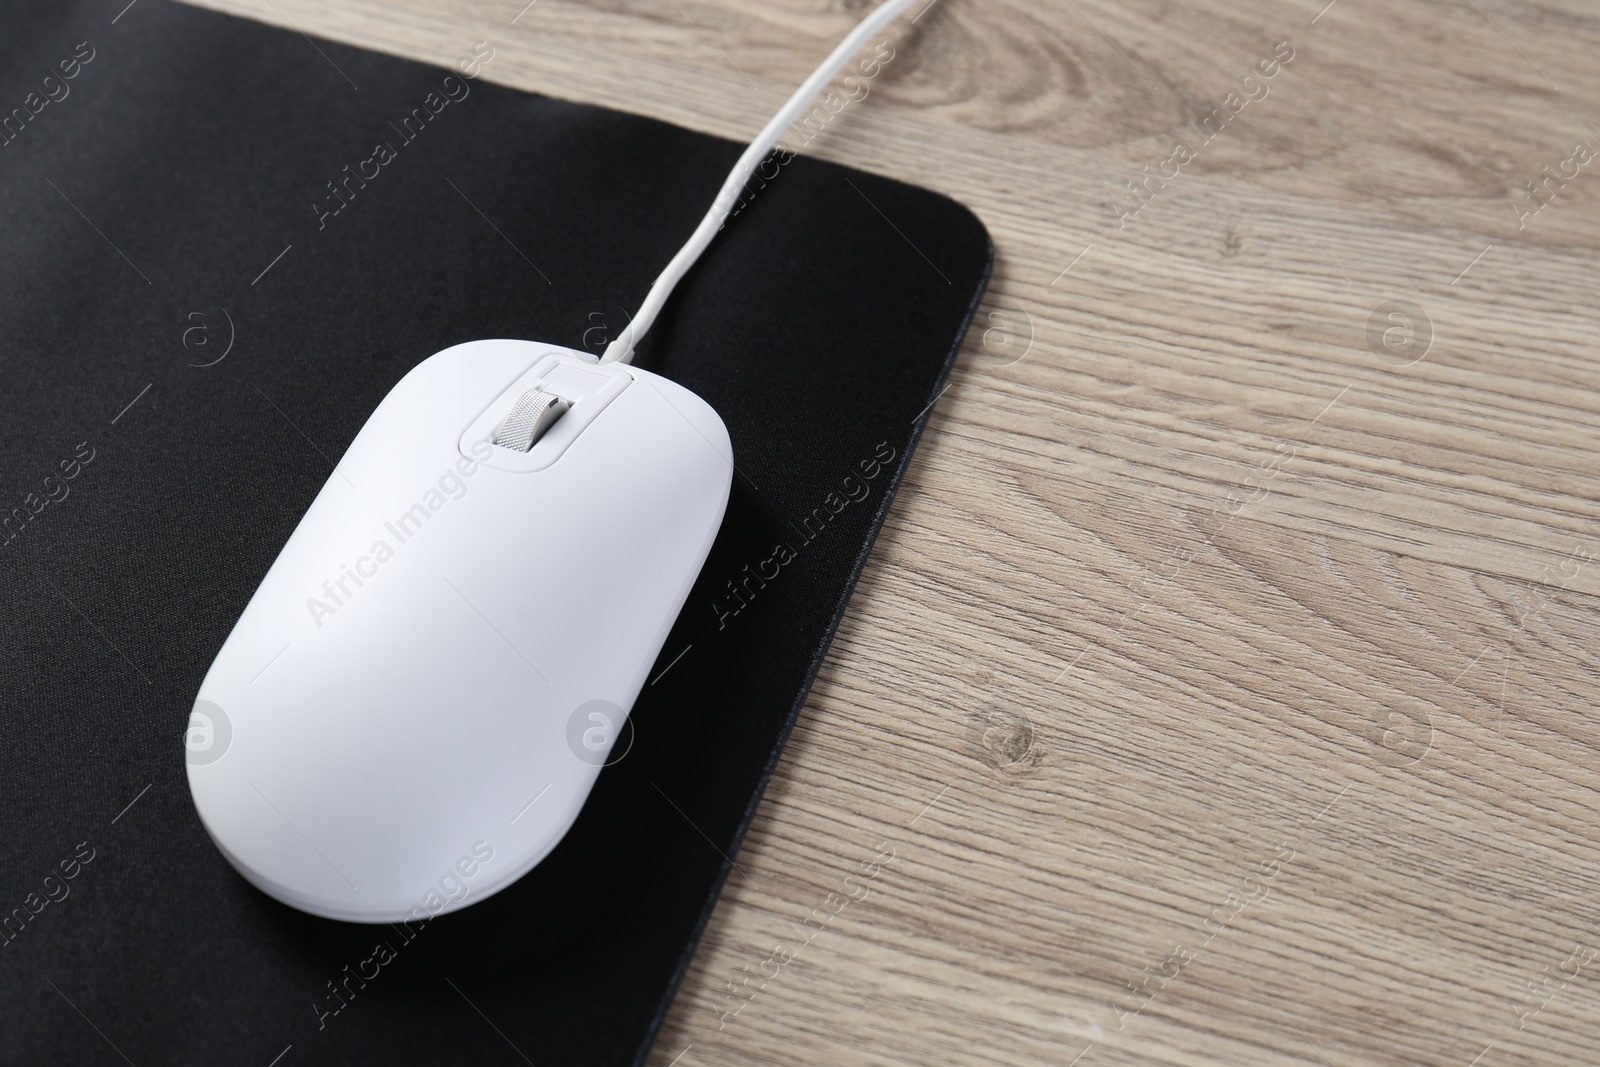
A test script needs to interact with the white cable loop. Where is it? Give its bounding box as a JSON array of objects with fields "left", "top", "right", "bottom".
[{"left": 600, "top": 0, "right": 921, "bottom": 365}]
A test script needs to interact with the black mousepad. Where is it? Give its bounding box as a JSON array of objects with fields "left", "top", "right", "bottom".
[{"left": 0, "top": 2, "right": 991, "bottom": 1063}]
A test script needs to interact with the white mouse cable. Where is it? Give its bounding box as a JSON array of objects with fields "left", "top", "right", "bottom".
[{"left": 599, "top": 0, "right": 923, "bottom": 366}]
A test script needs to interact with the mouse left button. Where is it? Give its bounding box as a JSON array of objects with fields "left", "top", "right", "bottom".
[{"left": 492, "top": 389, "right": 569, "bottom": 452}]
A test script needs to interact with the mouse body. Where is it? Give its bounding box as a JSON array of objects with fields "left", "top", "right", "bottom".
[{"left": 186, "top": 340, "right": 732, "bottom": 922}]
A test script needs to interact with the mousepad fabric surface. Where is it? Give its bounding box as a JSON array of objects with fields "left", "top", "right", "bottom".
[{"left": 0, "top": 3, "right": 991, "bottom": 1063}]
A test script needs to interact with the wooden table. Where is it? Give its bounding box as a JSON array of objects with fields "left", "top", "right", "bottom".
[{"left": 186, "top": 1, "right": 1600, "bottom": 1062}]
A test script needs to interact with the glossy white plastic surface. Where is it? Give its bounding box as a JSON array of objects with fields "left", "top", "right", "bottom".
[{"left": 186, "top": 340, "right": 732, "bottom": 922}]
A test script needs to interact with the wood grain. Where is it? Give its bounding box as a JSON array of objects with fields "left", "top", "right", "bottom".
[{"left": 181, "top": 0, "right": 1600, "bottom": 1062}]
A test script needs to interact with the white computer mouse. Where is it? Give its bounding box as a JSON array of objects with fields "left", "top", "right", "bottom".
[{"left": 185, "top": 339, "right": 732, "bottom": 922}]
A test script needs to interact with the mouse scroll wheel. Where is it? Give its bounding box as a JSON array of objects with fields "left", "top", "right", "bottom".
[{"left": 492, "top": 389, "right": 570, "bottom": 453}]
